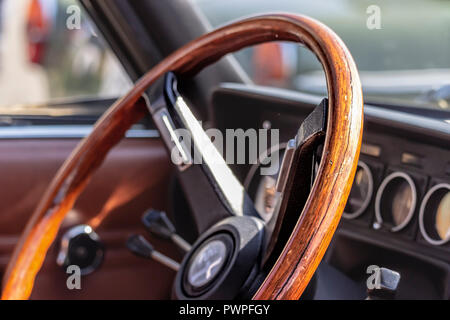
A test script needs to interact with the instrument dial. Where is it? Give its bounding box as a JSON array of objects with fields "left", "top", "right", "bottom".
[
  {"left": 343, "top": 162, "right": 374, "bottom": 219},
  {"left": 419, "top": 183, "right": 450, "bottom": 245},
  {"left": 375, "top": 172, "right": 417, "bottom": 232}
]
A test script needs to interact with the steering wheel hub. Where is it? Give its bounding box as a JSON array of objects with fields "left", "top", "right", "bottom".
[{"left": 174, "top": 216, "right": 264, "bottom": 300}]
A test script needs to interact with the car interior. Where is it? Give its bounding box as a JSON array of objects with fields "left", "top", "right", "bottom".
[{"left": 0, "top": 0, "right": 448, "bottom": 300}]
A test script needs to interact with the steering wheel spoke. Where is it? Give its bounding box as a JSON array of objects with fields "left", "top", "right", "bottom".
[
  {"left": 263, "top": 99, "right": 328, "bottom": 267},
  {"left": 145, "top": 73, "right": 261, "bottom": 233}
]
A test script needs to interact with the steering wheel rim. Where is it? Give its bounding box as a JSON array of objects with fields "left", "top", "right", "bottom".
[{"left": 1, "top": 13, "right": 363, "bottom": 300}]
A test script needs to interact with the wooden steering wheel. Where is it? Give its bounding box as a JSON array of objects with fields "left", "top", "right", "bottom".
[{"left": 2, "top": 14, "right": 363, "bottom": 300}]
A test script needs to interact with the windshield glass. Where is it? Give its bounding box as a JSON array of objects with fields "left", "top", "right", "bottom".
[{"left": 193, "top": 0, "right": 450, "bottom": 112}]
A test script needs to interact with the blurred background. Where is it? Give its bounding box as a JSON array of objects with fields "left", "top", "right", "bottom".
[
  {"left": 195, "top": 0, "right": 450, "bottom": 111},
  {"left": 0, "top": 0, "right": 131, "bottom": 111},
  {"left": 0, "top": 0, "right": 449, "bottom": 114}
]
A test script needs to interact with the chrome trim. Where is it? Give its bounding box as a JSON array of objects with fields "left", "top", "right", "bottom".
[
  {"left": 171, "top": 234, "right": 192, "bottom": 253},
  {"left": 0, "top": 125, "right": 160, "bottom": 139},
  {"left": 419, "top": 183, "right": 450, "bottom": 246},
  {"left": 161, "top": 111, "right": 191, "bottom": 165},
  {"left": 243, "top": 142, "right": 288, "bottom": 189},
  {"left": 56, "top": 224, "right": 103, "bottom": 275},
  {"left": 152, "top": 108, "right": 192, "bottom": 171},
  {"left": 343, "top": 161, "right": 374, "bottom": 220},
  {"left": 173, "top": 95, "right": 247, "bottom": 216},
  {"left": 275, "top": 139, "right": 296, "bottom": 193},
  {"left": 375, "top": 171, "right": 417, "bottom": 232},
  {"left": 151, "top": 250, "right": 180, "bottom": 272}
]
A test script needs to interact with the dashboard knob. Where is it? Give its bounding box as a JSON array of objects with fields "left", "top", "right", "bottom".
[
  {"left": 367, "top": 267, "right": 401, "bottom": 300},
  {"left": 56, "top": 225, "right": 104, "bottom": 275}
]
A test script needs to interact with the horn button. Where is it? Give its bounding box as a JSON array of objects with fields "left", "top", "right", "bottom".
[
  {"left": 173, "top": 216, "right": 264, "bottom": 300},
  {"left": 185, "top": 235, "right": 232, "bottom": 293}
]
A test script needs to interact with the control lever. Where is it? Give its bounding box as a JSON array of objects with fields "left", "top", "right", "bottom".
[
  {"left": 126, "top": 234, "right": 180, "bottom": 272},
  {"left": 366, "top": 267, "right": 401, "bottom": 300},
  {"left": 142, "top": 209, "right": 192, "bottom": 253}
]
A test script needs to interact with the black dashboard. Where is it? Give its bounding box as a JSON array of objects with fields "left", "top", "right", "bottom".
[{"left": 210, "top": 83, "right": 450, "bottom": 300}]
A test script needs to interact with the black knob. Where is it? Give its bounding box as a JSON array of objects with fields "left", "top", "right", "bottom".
[
  {"left": 57, "top": 225, "right": 104, "bottom": 275},
  {"left": 127, "top": 234, "right": 154, "bottom": 258},
  {"left": 142, "top": 209, "right": 192, "bottom": 252},
  {"left": 142, "top": 209, "right": 175, "bottom": 240},
  {"left": 126, "top": 234, "right": 180, "bottom": 271}
]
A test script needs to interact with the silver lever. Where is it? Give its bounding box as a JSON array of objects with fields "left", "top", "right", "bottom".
[
  {"left": 126, "top": 234, "right": 180, "bottom": 272},
  {"left": 142, "top": 209, "right": 192, "bottom": 253}
]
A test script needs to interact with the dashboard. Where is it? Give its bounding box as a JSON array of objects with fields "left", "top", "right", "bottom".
[{"left": 210, "top": 83, "right": 450, "bottom": 299}]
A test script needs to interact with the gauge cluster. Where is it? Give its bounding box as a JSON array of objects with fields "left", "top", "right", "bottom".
[
  {"left": 343, "top": 147, "right": 450, "bottom": 252},
  {"left": 246, "top": 141, "right": 450, "bottom": 253}
]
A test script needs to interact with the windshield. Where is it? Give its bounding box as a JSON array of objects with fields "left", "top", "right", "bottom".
[{"left": 193, "top": 0, "right": 450, "bottom": 112}]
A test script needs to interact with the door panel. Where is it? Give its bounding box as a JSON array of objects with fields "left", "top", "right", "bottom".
[{"left": 0, "top": 136, "right": 178, "bottom": 299}]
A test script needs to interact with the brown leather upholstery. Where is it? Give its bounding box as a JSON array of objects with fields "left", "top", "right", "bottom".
[{"left": 0, "top": 137, "right": 178, "bottom": 299}]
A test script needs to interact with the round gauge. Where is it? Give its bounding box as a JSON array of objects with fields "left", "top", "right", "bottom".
[
  {"left": 375, "top": 172, "right": 417, "bottom": 232},
  {"left": 244, "top": 143, "right": 287, "bottom": 222},
  {"left": 419, "top": 183, "right": 450, "bottom": 245},
  {"left": 343, "top": 161, "right": 374, "bottom": 219},
  {"left": 253, "top": 176, "right": 278, "bottom": 222}
]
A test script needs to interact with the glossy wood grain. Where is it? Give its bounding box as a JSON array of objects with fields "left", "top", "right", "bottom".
[{"left": 2, "top": 14, "right": 362, "bottom": 300}]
